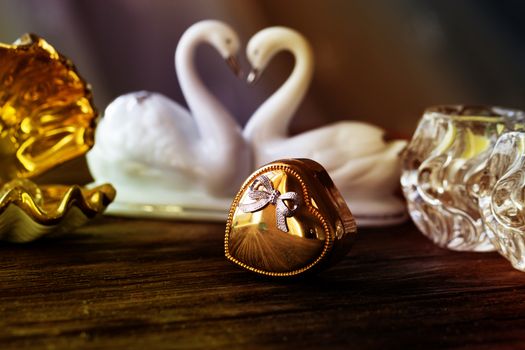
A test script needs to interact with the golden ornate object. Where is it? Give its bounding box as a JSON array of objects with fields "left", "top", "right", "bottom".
[
  {"left": 0, "top": 33, "right": 115, "bottom": 242},
  {"left": 0, "top": 179, "right": 115, "bottom": 242},
  {"left": 0, "top": 33, "right": 96, "bottom": 181},
  {"left": 225, "top": 159, "right": 357, "bottom": 277}
]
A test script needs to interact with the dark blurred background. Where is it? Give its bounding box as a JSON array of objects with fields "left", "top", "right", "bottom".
[{"left": 1, "top": 0, "right": 525, "bottom": 137}]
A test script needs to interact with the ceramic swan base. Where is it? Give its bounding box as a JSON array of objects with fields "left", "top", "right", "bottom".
[
  {"left": 345, "top": 195, "right": 407, "bottom": 227},
  {"left": 88, "top": 22, "right": 409, "bottom": 226},
  {"left": 92, "top": 190, "right": 232, "bottom": 221},
  {"left": 86, "top": 157, "right": 233, "bottom": 221}
]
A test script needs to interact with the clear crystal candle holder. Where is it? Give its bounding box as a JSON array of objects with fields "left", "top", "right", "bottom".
[
  {"left": 477, "top": 131, "right": 525, "bottom": 271},
  {"left": 401, "top": 105, "right": 524, "bottom": 252}
]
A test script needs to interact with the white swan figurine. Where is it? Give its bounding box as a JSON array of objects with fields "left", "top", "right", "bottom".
[
  {"left": 87, "top": 20, "right": 251, "bottom": 220},
  {"left": 243, "top": 27, "right": 408, "bottom": 226}
]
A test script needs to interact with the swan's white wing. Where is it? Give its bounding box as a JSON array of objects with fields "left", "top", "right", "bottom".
[
  {"left": 330, "top": 140, "right": 407, "bottom": 193},
  {"left": 96, "top": 92, "right": 199, "bottom": 171},
  {"left": 282, "top": 121, "right": 390, "bottom": 168}
]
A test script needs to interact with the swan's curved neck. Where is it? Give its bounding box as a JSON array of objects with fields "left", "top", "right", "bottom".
[
  {"left": 175, "top": 31, "right": 240, "bottom": 153},
  {"left": 243, "top": 40, "right": 314, "bottom": 144}
]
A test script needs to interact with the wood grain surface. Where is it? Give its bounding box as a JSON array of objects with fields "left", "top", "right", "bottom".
[{"left": 1, "top": 216, "right": 525, "bottom": 349}]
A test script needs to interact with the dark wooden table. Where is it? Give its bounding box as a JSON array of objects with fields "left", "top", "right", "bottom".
[{"left": 2, "top": 215, "right": 525, "bottom": 349}]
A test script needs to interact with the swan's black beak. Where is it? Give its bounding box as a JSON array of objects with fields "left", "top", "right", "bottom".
[
  {"left": 247, "top": 68, "right": 260, "bottom": 85},
  {"left": 225, "top": 56, "right": 242, "bottom": 77}
]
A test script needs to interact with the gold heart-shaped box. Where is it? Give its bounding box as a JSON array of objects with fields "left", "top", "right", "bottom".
[{"left": 225, "top": 159, "right": 357, "bottom": 277}]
